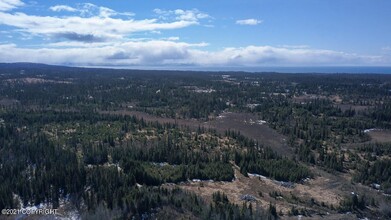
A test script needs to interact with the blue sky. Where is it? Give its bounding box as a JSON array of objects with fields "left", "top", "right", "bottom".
[{"left": 0, "top": 0, "right": 390, "bottom": 68}]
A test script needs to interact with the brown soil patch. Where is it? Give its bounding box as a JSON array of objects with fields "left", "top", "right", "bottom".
[
  {"left": 367, "top": 130, "right": 391, "bottom": 143},
  {"left": 208, "top": 112, "right": 293, "bottom": 156},
  {"left": 176, "top": 165, "right": 343, "bottom": 217},
  {"left": 329, "top": 95, "right": 343, "bottom": 103},
  {"left": 293, "top": 94, "right": 327, "bottom": 104}
]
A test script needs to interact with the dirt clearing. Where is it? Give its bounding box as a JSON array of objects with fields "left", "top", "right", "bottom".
[{"left": 100, "top": 110, "right": 293, "bottom": 157}]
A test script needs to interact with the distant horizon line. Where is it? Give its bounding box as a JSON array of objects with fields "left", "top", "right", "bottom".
[{"left": 1, "top": 62, "right": 391, "bottom": 74}]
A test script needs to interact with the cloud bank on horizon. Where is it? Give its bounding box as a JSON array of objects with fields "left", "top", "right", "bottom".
[{"left": 0, "top": 0, "right": 390, "bottom": 68}]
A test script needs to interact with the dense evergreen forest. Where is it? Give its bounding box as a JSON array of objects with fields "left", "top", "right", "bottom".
[{"left": 0, "top": 63, "right": 391, "bottom": 219}]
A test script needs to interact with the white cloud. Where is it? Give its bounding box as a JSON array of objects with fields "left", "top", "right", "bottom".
[
  {"left": 0, "top": 0, "right": 24, "bottom": 11},
  {"left": 190, "top": 46, "right": 386, "bottom": 66},
  {"left": 0, "top": 5, "right": 208, "bottom": 43},
  {"left": 150, "top": 30, "right": 161, "bottom": 35},
  {"left": 0, "top": 2, "right": 208, "bottom": 45},
  {"left": 0, "top": 41, "right": 205, "bottom": 66},
  {"left": 49, "top": 5, "right": 77, "bottom": 12},
  {"left": 154, "top": 8, "right": 210, "bottom": 22},
  {"left": 50, "top": 3, "right": 134, "bottom": 18},
  {"left": 166, "top": 37, "right": 180, "bottom": 41},
  {"left": 0, "top": 11, "right": 197, "bottom": 42},
  {"left": 98, "top": 6, "right": 116, "bottom": 18},
  {"left": 174, "top": 9, "right": 209, "bottom": 22},
  {"left": 236, "top": 19, "right": 262, "bottom": 26},
  {"left": 0, "top": 42, "right": 387, "bottom": 67}
]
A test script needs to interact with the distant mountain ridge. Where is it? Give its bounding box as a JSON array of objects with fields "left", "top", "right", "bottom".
[{"left": 0, "top": 62, "right": 72, "bottom": 69}]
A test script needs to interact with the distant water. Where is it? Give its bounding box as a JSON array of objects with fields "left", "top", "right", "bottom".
[
  {"left": 258, "top": 66, "right": 391, "bottom": 74},
  {"left": 183, "top": 66, "right": 391, "bottom": 74},
  {"left": 126, "top": 66, "right": 391, "bottom": 74}
]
